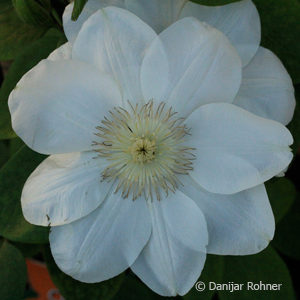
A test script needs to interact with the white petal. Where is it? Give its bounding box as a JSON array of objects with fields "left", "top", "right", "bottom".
[
  {"left": 73, "top": 7, "right": 157, "bottom": 105},
  {"left": 276, "top": 166, "right": 288, "bottom": 177},
  {"left": 50, "top": 194, "right": 151, "bottom": 283},
  {"left": 63, "top": 0, "right": 125, "bottom": 43},
  {"left": 180, "top": 0, "right": 260, "bottom": 66},
  {"left": 186, "top": 103, "right": 293, "bottom": 194},
  {"left": 141, "top": 17, "right": 241, "bottom": 117},
  {"left": 131, "top": 192, "right": 208, "bottom": 296},
  {"left": 47, "top": 42, "right": 72, "bottom": 61},
  {"left": 234, "top": 47, "right": 295, "bottom": 125},
  {"left": 180, "top": 176, "right": 275, "bottom": 255},
  {"left": 22, "top": 152, "right": 111, "bottom": 226},
  {"left": 8, "top": 59, "right": 121, "bottom": 154},
  {"left": 124, "top": 0, "right": 187, "bottom": 33}
]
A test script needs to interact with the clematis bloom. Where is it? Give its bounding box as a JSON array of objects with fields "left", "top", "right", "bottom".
[
  {"left": 63, "top": 0, "right": 296, "bottom": 125},
  {"left": 9, "top": 1, "right": 295, "bottom": 297}
]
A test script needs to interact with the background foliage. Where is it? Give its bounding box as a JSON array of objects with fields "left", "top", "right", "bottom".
[{"left": 0, "top": 0, "right": 299, "bottom": 299}]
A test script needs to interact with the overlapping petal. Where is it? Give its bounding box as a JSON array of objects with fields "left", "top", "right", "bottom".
[
  {"left": 141, "top": 17, "right": 241, "bottom": 117},
  {"left": 47, "top": 42, "right": 72, "bottom": 61},
  {"left": 180, "top": 176, "right": 275, "bottom": 255},
  {"left": 72, "top": 7, "right": 157, "bottom": 105},
  {"left": 186, "top": 103, "right": 293, "bottom": 194},
  {"left": 63, "top": 0, "right": 125, "bottom": 43},
  {"left": 22, "top": 152, "right": 111, "bottom": 227},
  {"left": 180, "top": 0, "right": 260, "bottom": 66},
  {"left": 125, "top": 0, "right": 187, "bottom": 33},
  {"left": 234, "top": 47, "right": 295, "bottom": 125},
  {"left": 50, "top": 193, "right": 151, "bottom": 283},
  {"left": 8, "top": 59, "right": 121, "bottom": 154},
  {"left": 63, "top": 0, "right": 188, "bottom": 42},
  {"left": 131, "top": 192, "right": 207, "bottom": 296}
]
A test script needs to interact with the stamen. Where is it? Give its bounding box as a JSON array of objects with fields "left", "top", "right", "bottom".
[{"left": 94, "top": 100, "right": 194, "bottom": 201}]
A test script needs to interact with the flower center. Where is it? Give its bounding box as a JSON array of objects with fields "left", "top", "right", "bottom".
[
  {"left": 94, "top": 101, "right": 194, "bottom": 201},
  {"left": 131, "top": 138, "right": 156, "bottom": 163}
]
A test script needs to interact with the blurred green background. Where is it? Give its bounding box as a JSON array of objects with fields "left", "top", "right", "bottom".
[{"left": 0, "top": 0, "right": 299, "bottom": 299}]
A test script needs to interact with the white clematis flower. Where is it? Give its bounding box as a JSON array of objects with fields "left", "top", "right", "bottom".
[
  {"left": 8, "top": 3, "right": 294, "bottom": 298},
  {"left": 62, "top": 0, "right": 296, "bottom": 125}
]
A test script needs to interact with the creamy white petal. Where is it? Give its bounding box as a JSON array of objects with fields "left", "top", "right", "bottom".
[
  {"left": 141, "top": 17, "right": 241, "bottom": 117},
  {"left": 186, "top": 103, "right": 293, "bottom": 194},
  {"left": 180, "top": 176, "right": 275, "bottom": 255},
  {"left": 276, "top": 166, "right": 288, "bottom": 178},
  {"left": 22, "top": 152, "right": 111, "bottom": 226},
  {"left": 73, "top": 7, "right": 157, "bottom": 106},
  {"left": 47, "top": 42, "right": 72, "bottom": 61},
  {"left": 234, "top": 47, "right": 295, "bottom": 125},
  {"left": 180, "top": 0, "right": 260, "bottom": 66},
  {"left": 63, "top": 0, "right": 125, "bottom": 43},
  {"left": 8, "top": 59, "right": 121, "bottom": 154},
  {"left": 50, "top": 193, "right": 151, "bottom": 283},
  {"left": 131, "top": 192, "right": 207, "bottom": 296},
  {"left": 125, "top": 0, "right": 187, "bottom": 33}
]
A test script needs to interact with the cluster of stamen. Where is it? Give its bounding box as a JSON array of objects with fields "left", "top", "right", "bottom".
[{"left": 94, "top": 101, "right": 194, "bottom": 201}]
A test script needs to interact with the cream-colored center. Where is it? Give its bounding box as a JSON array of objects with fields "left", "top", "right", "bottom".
[
  {"left": 131, "top": 138, "right": 156, "bottom": 163},
  {"left": 93, "top": 101, "right": 194, "bottom": 201}
]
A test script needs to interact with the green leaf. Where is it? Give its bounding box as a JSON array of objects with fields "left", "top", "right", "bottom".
[
  {"left": 272, "top": 197, "right": 300, "bottom": 260},
  {"left": 265, "top": 178, "right": 296, "bottom": 223},
  {"left": 112, "top": 273, "right": 184, "bottom": 300},
  {"left": 218, "top": 246, "right": 296, "bottom": 300},
  {"left": 0, "top": 28, "right": 66, "bottom": 102},
  {"left": 254, "top": 0, "right": 300, "bottom": 84},
  {"left": 12, "top": 0, "right": 55, "bottom": 27},
  {"left": 0, "top": 0, "right": 12, "bottom": 12},
  {"left": 112, "top": 275, "right": 164, "bottom": 300},
  {"left": 37, "top": 0, "right": 52, "bottom": 10},
  {"left": 0, "top": 1, "right": 46, "bottom": 60},
  {"left": 0, "top": 240, "right": 27, "bottom": 300},
  {"left": 184, "top": 255, "right": 224, "bottom": 300},
  {"left": 43, "top": 245, "right": 125, "bottom": 300},
  {"left": 0, "top": 140, "right": 9, "bottom": 167},
  {"left": 0, "top": 145, "right": 49, "bottom": 243},
  {"left": 9, "top": 138, "right": 24, "bottom": 156},
  {"left": 0, "top": 100, "right": 16, "bottom": 139},
  {"left": 12, "top": 242, "right": 42, "bottom": 258},
  {"left": 72, "top": 0, "right": 88, "bottom": 20},
  {"left": 23, "top": 288, "right": 38, "bottom": 299},
  {"left": 0, "top": 28, "right": 66, "bottom": 140}
]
